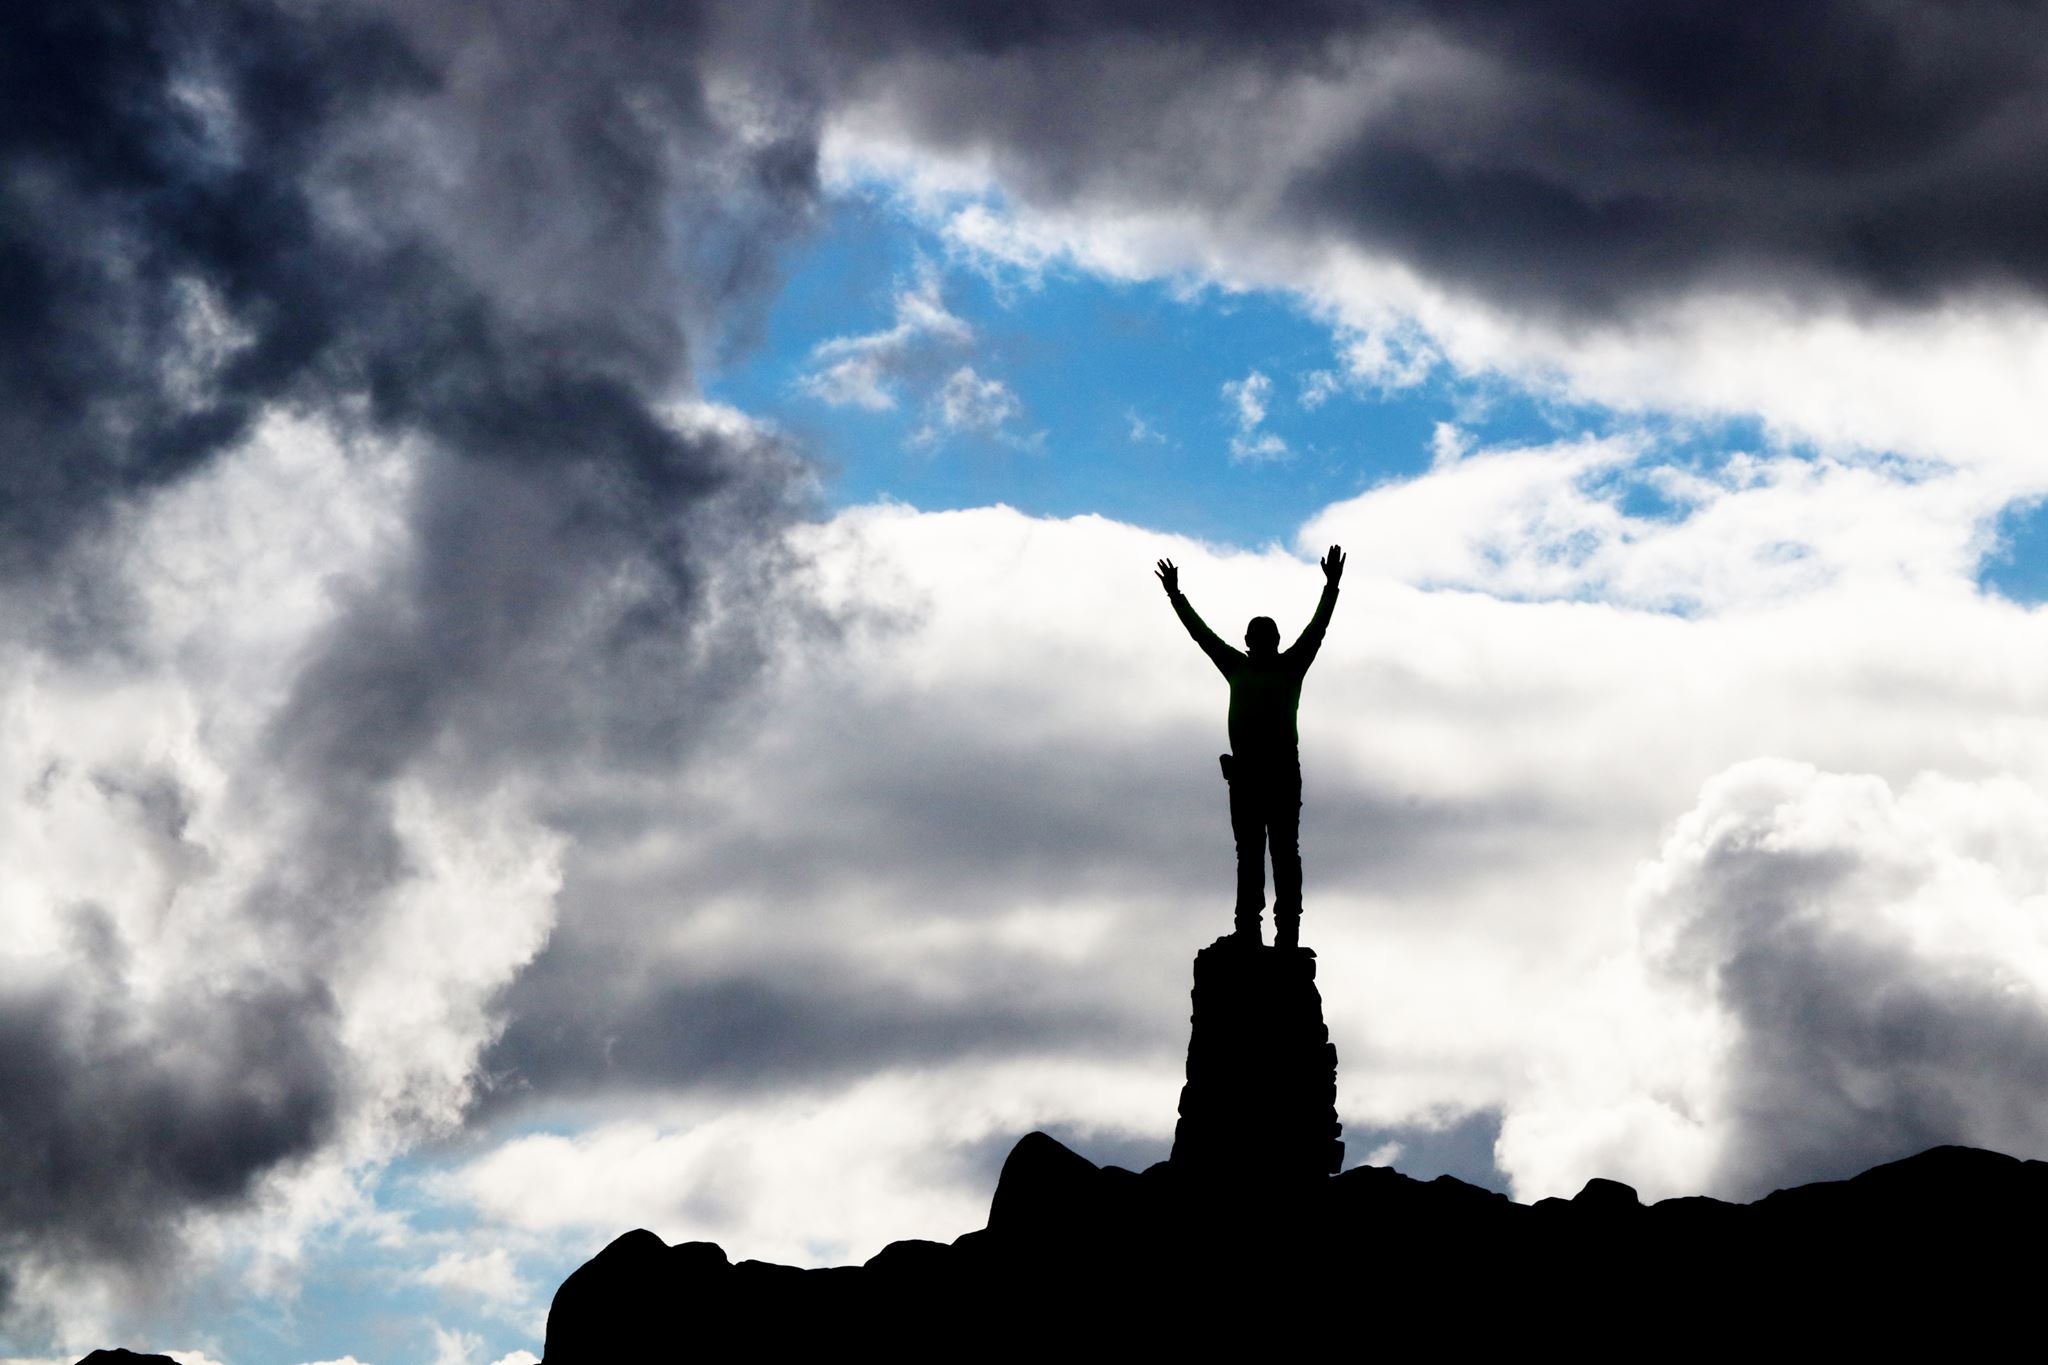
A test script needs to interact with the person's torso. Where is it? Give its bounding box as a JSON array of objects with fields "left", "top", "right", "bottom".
[{"left": 1225, "top": 654, "right": 1306, "bottom": 757}]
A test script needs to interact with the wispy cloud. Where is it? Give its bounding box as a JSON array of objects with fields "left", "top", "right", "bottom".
[
  {"left": 933, "top": 366, "right": 1023, "bottom": 433},
  {"left": 1221, "top": 369, "right": 1289, "bottom": 462},
  {"left": 1299, "top": 369, "right": 1345, "bottom": 410},
  {"left": 797, "top": 267, "right": 1036, "bottom": 449},
  {"left": 1126, "top": 410, "right": 1170, "bottom": 446},
  {"left": 797, "top": 262, "right": 973, "bottom": 411}
]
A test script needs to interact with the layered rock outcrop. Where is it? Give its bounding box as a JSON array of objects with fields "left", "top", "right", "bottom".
[{"left": 1170, "top": 937, "right": 1341, "bottom": 1179}]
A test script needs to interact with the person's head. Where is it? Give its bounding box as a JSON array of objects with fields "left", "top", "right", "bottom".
[{"left": 1245, "top": 616, "right": 1280, "bottom": 657}]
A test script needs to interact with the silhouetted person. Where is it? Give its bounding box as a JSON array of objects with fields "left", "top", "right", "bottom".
[{"left": 1156, "top": 546, "right": 1344, "bottom": 949}]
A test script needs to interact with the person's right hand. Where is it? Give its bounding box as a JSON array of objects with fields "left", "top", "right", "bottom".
[
  {"left": 1320, "top": 544, "right": 1346, "bottom": 586},
  {"left": 1154, "top": 558, "right": 1179, "bottom": 594}
]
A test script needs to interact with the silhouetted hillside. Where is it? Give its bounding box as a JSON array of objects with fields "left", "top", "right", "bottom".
[{"left": 543, "top": 1134, "right": 2048, "bottom": 1360}]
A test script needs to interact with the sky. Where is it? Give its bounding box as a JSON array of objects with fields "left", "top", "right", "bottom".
[{"left": 8, "top": 2, "right": 2048, "bottom": 1361}]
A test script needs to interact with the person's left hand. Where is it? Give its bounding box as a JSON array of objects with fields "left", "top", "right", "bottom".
[
  {"left": 1155, "top": 558, "right": 1180, "bottom": 594},
  {"left": 1320, "top": 544, "right": 1346, "bottom": 585}
]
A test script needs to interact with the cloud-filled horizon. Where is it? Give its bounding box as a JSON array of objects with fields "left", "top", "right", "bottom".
[{"left": 9, "top": 3, "right": 2048, "bottom": 1360}]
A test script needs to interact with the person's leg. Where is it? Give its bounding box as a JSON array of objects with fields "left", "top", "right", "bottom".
[
  {"left": 1225, "top": 756, "right": 1265, "bottom": 940},
  {"left": 1270, "top": 764, "right": 1304, "bottom": 948}
]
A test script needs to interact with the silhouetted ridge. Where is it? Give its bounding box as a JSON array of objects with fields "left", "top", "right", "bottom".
[
  {"left": 74, "top": 1353, "right": 182, "bottom": 1365},
  {"left": 544, "top": 1138, "right": 2048, "bottom": 1358},
  {"left": 1171, "top": 937, "right": 1340, "bottom": 1178}
]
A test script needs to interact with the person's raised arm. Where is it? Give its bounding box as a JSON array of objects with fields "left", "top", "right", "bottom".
[
  {"left": 1288, "top": 544, "right": 1345, "bottom": 667},
  {"left": 1156, "top": 558, "right": 1241, "bottom": 677}
]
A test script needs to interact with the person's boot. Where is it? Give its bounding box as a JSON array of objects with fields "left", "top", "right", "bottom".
[
  {"left": 1275, "top": 914, "right": 1300, "bottom": 950},
  {"left": 1233, "top": 911, "right": 1263, "bottom": 946}
]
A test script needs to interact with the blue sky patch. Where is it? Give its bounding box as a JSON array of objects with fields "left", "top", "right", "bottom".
[{"left": 1980, "top": 496, "right": 2048, "bottom": 604}]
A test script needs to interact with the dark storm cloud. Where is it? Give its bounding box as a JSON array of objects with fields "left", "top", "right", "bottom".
[
  {"left": 1295, "top": 3, "right": 2048, "bottom": 310},
  {"left": 822, "top": 1, "right": 2048, "bottom": 314},
  {"left": 0, "top": 0, "right": 427, "bottom": 576},
  {"left": 0, "top": 977, "right": 338, "bottom": 1297},
  {"left": 2, "top": 0, "right": 818, "bottom": 578},
  {"left": 0, "top": 0, "right": 824, "bottom": 1303},
  {"left": 479, "top": 950, "right": 1145, "bottom": 1110},
  {"left": 814, "top": 0, "right": 1365, "bottom": 60},
  {"left": 1711, "top": 923, "right": 2048, "bottom": 1198}
]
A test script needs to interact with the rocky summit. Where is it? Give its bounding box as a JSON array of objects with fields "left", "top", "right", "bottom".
[
  {"left": 1171, "top": 935, "right": 1342, "bottom": 1178},
  {"left": 544, "top": 1136, "right": 2048, "bottom": 1359}
]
